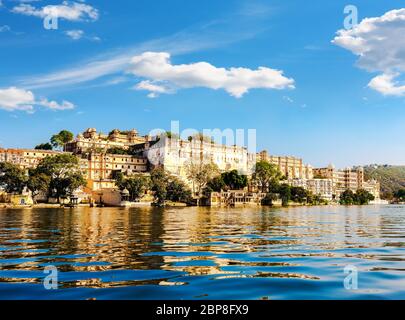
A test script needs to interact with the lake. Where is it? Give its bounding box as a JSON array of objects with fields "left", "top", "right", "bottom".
[{"left": 0, "top": 205, "right": 404, "bottom": 300}]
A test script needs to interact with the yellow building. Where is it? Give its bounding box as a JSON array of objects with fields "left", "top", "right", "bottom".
[
  {"left": 363, "top": 179, "right": 381, "bottom": 200},
  {"left": 133, "top": 136, "right": 256, "bottom": 184},
  {"left": 81, "top": 152, "right": 148, "bottom": 191},
  {"left": 288, "top": 178, "right": 333, "bottom": 200},
  {"left": 313, "top": 164, "right": 380, "bottom": 199},
  {"left": 257, "top": 150, "right": 313, "bottom": 179},
  {"left": 64, "top": 128, "right": 150, "bottom": 154},
  {"left": 0, "top": 148, "right": 64, "bottom": 170},
  {"left": 0, "top": 147, "right": 149, "bottom": 195}
]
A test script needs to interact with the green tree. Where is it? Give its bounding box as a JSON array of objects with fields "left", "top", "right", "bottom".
[
  {"left": 307, "top": 192, "right": 327, "bottom": 205},
  {"left": 50, "top": 130, "right": 74, "bottom": 149},
  {"left": 354, "top": 189, "right": 375, "bottom": 205},
  {"left": 35, "top": 143, "right": 53, "bottom": 150},
  {"left": 35, "top": 154, "right": 85, "bottom": 203},
  {"left": 0, "top": 162, "right": 27, "bottom": 193},
  {"left": 150, "top": 168, "right": 168, "bottom": 206},
  {"left": 166, "top": 176, "right": 192, "bottom": 203},
  {"left": 164, "top": 131, "right": 180, "bottom": 139},
  {"left": 278, "top": 184, "right": 291, "bottom": 206},
  {"left": 186, "top": 162, "right": 220, "bottom": 195},
  {"left": 340, "top": 189, "right": 375, "bottom": 205},
  {"left": 106, "top": 147, "right": 130, "bottom": 155},
  {"left": 27, "top": 169, "right": 51, "bottom": 203},
  {"left": 187, "top": 133, "right": 213, "bottom": 143},
  {"left": 261, "top": 193, "right": 278, "bottom": 206},
  {"left": 340, "top": 190, "right": 355, "bottom": 205},
  {"left": 291, "top": 186, "right": 308, "bottom": 203},
  {"left": 111, "top": 170, "right": 124, "bottom": 183},
  {"left": 253, "top": 161, "right": 283, "bottom": 193},
  {"left": 381, "top": 191, "right": 394, "bottom": 201},
  {"left": 116, "top": 174, "right": 150, "bottom": 201},
  {"left": 221, "top": 170, "right": 248, "bottom": 190},
  {"left": 394, "top": 189, "right": 405, "bottom": 201},
  {"left": 205, "top": 176, "right": 226, "bottom": 193}
]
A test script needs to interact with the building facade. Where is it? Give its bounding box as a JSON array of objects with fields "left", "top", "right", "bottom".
[
  {"left": 134, "top": 136, "right": 256, "bottom": 182},
  {"left": 313, "top": 164, "right": 380, "bottom": 199},
  {"left": 0, "top": 148, "right": 148, "bottom": 193},
  {"left": 64, "top": 128, "right": 150, "bottom": 154},
  {"left": 0, "top": 148, "right": 63, "bottom": 170},
  {"left": 81, "top": 152, "right": 148, "bottom": 191},
  {"left": 257, "top": 150, "right": 313, "bottom": 180},
  {"left": 1, "top": 128, "right": 381, "bottom": 203},
  {"left": 288, "top": 178, "right": 334, "bottom": 200}
]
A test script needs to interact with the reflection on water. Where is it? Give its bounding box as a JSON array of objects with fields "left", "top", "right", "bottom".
[{"left": 0, "top": 205, "right": 404, "bottom": 299}]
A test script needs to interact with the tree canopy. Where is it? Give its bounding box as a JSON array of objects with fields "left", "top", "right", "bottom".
[
  {"left": 115, "top": 173, "right": 150, "bottom": 201},
  {"left": 253, "top": 161, "right": 283, "bottom": 193},
  {"left": 50, "top": 130, "right": 74, "bottom": 149},
  {"left": 27, "top": 168, "right": 51, "bottom": 202},
  {"left": 340, "top": 189, "right": 375, "bottom": 205},
  {"left": 0, "top": 162, "right": 27, "bottom": 194},
  {"left": 394, "top": 189, "right": 405, "bottom": 201},
  {"left": 35, "top": 143, "right": 53, "bottom": 151},
  {"left": 221, "top": 170, "right": 248, "bottom": 190},
  {"left": 186, "top": 162, "right": 220, "bottom": 195},
  {"left": 35, "top": 154, "right": 86, "bottom": 202}
]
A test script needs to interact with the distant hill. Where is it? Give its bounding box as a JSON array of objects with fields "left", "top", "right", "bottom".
[{"left": 364, "top": 165, "right": 405, "bottom": 194}]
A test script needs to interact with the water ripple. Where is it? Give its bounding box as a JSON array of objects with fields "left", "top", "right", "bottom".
[{"left": 0, "top": 205, "right": 404, "bottom": 299}]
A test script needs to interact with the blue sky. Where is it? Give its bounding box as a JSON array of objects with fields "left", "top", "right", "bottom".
[{"left": 0, "top": 0, "right": 404, "bottom": 168}]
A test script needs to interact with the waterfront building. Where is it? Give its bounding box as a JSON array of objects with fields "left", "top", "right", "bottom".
[
  {"left": 0, "top": 147, "right": 148, "bottom": 194},
  {"left": 0, "top": 148, "right": 63, "bottom": 170},
  {"left": 81, "top": 152, "right": 148, "bottom": 191},
  {"left": 132, "top": 135, "right": 256, "bottom": 182},
  {"left": 206, "top": 191, "right": 268, "bottom": 207},
  {"left": 288, "top": 178, "right": 334, "bottom": 201},
  {"left": 64, "top": 128, "right": 150, "bottom": 154},
  {"left": 0, "top": 128, "right": 381, "bottom": 204},
  {"left": 306, "top": 179, "right": 334, "bottom": 201},
  {"left": 363, "top": 179, "right": 381, "bottom": 200},
  {"left": 313, "top": 164, "right": 380, "bottom": 199},
  {"left": 257, "top": 150, "right": 313, "bottom": 180}
]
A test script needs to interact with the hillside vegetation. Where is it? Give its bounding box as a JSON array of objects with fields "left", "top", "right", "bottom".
[{"left": 364, "top": 165, "right": 405, "bottom": 194}]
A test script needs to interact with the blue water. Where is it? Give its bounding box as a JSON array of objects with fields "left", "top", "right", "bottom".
[{"left": 0, "top": 205, "right": 404, "bottom": 300}]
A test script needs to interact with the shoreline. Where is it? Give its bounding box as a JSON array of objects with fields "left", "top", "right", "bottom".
[{"left": 0, "top": 202, "right": 396, "bottom": 210}]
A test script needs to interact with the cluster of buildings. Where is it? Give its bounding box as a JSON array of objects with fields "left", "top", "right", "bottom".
[
  {"left": 0, "top": 127, "right": 381, "bottom": 205},
  {"left": 257, "top": 150, "right": 380, "bottom": 201}
]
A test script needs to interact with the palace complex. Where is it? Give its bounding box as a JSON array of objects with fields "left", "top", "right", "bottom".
[{"left": 0, "top": 127, "right": 381, "bottom": 205}]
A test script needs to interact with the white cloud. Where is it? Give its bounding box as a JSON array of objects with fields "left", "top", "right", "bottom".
[
  {"left": 134, "top": 80, "right": 173, "bottom": 98},
  {"left": 12, "top": 1, "right": 99, "bottom": 21},
  {"left": 128, "top": 52, "right": 294, "bottom": 98},
  {"left": 283, "top": 95, "right": 294, "bottom": 103},
  {"left": 368, "top": 73, "right": 405, "bottom": 96},
  {"left": 65, "top": 29, "right": 83, "bottom": 40},
  {"left": 20, "top": 16, "right": 267, "bottom": 89},
  {"left": 38, "top": 98, "right": 75, "bottom": 110},
  {"left": 90, "top": 35, "right": 101, "bottom": 42},
  {"left": 0, "top": 87, "right": 35, "bottom": 112},
  {"left": 0, "top": 25, "right": 10, "bottom": 32},
  {"left": 0, "top": 87, "right": 75, "bottom": 112},
  {"left": 333, "top": 8, "right": 405, "bottom": 96}
]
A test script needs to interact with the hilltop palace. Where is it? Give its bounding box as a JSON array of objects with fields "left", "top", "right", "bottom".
[{"left": 0, "top": 127, "right": 380, "bottom": 205}]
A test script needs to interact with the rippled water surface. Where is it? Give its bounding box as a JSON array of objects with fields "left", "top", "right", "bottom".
[{"left": 0, "top": 205, "right": 404, "bottom": 300}]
